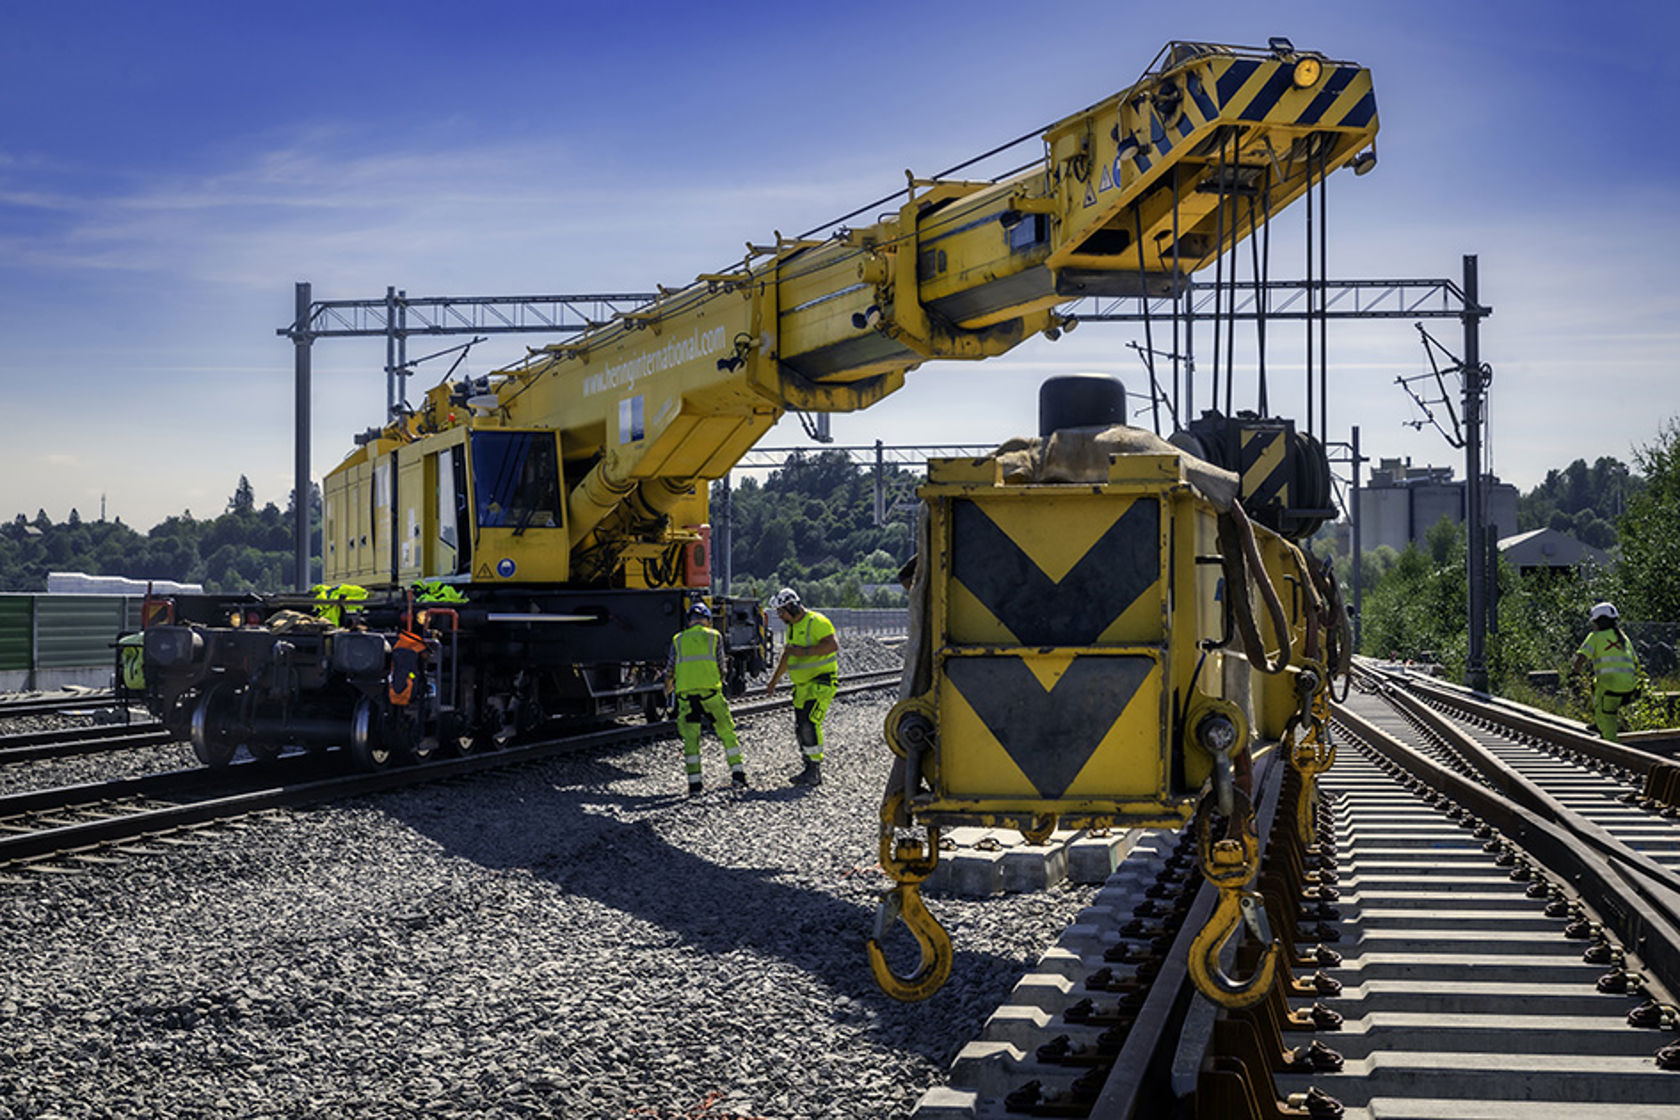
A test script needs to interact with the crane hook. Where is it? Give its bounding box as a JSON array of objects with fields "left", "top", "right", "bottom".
[
  {"left": 867, "top": 882, "right": 954, "bottom": 1002},
  {"left": 868, "top": 790, "right": 952, "bottom": 1001},
  {"left": 1188, "top": 888, "right": 1281, "bottom": 1008}
]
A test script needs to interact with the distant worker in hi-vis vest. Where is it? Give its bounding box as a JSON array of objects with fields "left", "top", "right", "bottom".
[
  {"left": 665, "top": 602, "right": 746, "bottom": 794},
  {"left": 1571, "top": 601, "right": 1640, "bottom": 742},
  {"left": 765, "top": 587, "right": 838, "bottom": 787}
]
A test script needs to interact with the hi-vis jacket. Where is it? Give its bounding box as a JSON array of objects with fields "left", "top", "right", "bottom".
[
  {"left": 669, "top": 624, "right": 726, "bottom": 694},
  {"left": 785, "top": 610, "right": 838, "bottom": 684},
  {"left": 1577, "top": 629, "right": 1638, "bottom": 692}
]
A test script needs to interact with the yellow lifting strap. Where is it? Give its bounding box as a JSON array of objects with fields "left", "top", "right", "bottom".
[
  {"left": 867, "top": 792, "right": 954, "bottom": 1002},
  {"left": 1186, "top": 790, "right": 1282, "bottom": 1009}
]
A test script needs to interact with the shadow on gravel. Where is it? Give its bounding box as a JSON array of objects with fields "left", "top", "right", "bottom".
[{"left": 384, "top": 756, "right": 1032, "bottom": 1056}]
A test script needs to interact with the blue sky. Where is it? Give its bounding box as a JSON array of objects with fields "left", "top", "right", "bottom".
[{"left": 3, "top": 0, "right": 1676, "bottom": 530}]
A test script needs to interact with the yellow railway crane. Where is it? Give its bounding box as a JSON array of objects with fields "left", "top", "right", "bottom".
[{"left": 142, "top": 41, "right": 1371, "bottom": 998}]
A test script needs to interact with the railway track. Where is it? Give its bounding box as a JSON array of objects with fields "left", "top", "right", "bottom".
[
  {"left": 1307, "top": 689, "right": 1680, "bottom": 1115},
  {"left": 0, "top": 720, "right": 172, "bottom": 764},
  {"left": 913, "top": 665, "right": 1680, "bottom": 1118},
  {"left": 0, "top": 668, "right": 903, "bottom": 872},
  {"left": 0, "top": 689, "right": 123, "bottom": 720}
]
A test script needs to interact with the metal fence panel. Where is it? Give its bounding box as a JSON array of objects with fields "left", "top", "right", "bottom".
[
  {"left": 35, "top": 596, "right": 129, "bottom": 669},
  {"left": 0, "top": 596, "right": 33, "bottom": 672},
  {"left": 774, "top": 607, "right": 908, "bottom": 638}
]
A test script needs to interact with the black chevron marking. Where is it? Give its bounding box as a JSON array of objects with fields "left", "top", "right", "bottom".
[
  {"left": 1246, "top": 471, "right": 1285, "bottom": 510},
  {"left": 1241, "top": 431, "right": 1286, "bottom": 508},
  {"left": 946, "top": 655, "right": 1155, "bottom": 798},
  {"left": 1337, "top": 90, "right": 1377, "bottom": 130},
  {"left": 951, "top": 499, "right": 1159, "bottom": 645},
  {"left": 1186, "top": 72, "right": 1217, "bottom": 120},
  {"left": 1239, "top": 429, "right": 1280, "bottom": 473}
]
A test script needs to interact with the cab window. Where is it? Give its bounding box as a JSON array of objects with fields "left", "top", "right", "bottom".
[{"left": 471, "top": 432, "right": 562, "bottom": 531}]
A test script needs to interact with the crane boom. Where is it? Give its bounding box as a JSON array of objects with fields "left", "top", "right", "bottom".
[{"left": 329, "top": 39, "right": 1375, "bottom": 590}]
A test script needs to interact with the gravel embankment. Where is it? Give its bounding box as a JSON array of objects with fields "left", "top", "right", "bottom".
[{"left": 0, "top": 640, "right": 1097, "bottom": 1120}]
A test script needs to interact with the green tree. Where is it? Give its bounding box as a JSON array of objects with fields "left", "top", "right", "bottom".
[
  {"left": 1359, "top": 517, "right": 1467, "bottom": 668},
  {"left": 715, "top": 451, "right": 919, "bottom": 605},
  {"left": 1518, "top": 455, "right": 1641, "bottom": 531},
  {"left": 1619, "top": 418, "right": 1680, "bottom": 624},
  {"left": 0, "top": 477, "right": 319, "bottom": 592}
]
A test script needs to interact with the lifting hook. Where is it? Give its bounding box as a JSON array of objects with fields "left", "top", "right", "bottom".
[
  {"left": 867, "top": 881, "right": 954, "bottom": 1002},
  {"left": 1290, "top": 659, "right": 1336, "bottom": 847},
  {"left": 1187, "top": 788, "right": 1281, "bottom": 1007},
  {"left": 1188, "top": 887, "right": 1281, "bottom": 1009},
  {"left": 867, "top": 791, "right": 954, "bottom": 1002}
]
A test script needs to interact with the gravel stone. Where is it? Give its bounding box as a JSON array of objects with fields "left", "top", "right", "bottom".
[{"left": 0, "top": 666, "right": 1097, "bottom": 1120}]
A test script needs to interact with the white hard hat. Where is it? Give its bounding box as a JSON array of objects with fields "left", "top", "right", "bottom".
[
  {"left": 1589, "top": 601, "right": 1619, "bottom": 622},
  {"left": 768, "top": 587, "right": 801, "bottom": 611}
]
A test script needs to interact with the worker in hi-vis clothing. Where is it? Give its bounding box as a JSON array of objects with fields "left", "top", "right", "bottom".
[
  {"left": 1571, "top": 601, "right": 1640, "bottom": 742},
  {"left": 666, "top": 602, "right": 747, "bottom": 793},
  {"left": 764, "top": 587, "right": 838, "bottom": 787}
]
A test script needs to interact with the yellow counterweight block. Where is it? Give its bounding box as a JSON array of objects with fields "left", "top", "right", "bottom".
[{"left": 904, "top": 457, "right": 1236, "bottom": 830}]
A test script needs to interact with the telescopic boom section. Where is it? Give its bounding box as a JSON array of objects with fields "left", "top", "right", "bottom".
[{"left": 454, "top": 40, "right": 1377, "bottom": 569}]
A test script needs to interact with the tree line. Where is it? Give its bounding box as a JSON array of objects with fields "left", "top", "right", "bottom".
[{"left": 0, "top": 479, "right": 321, "bottom": 593}]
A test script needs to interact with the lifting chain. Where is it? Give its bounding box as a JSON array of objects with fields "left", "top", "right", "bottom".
[
  {"left": 1187, "top": 787, "right": 1281, "bottom": 1008},
  {"left": 867, "top": 791, "right": 953, "bottom": 1002}
]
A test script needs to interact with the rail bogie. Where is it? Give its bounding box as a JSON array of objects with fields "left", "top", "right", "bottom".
[{"left": 137, "top": 586, "right": 767, "bottom": 770}]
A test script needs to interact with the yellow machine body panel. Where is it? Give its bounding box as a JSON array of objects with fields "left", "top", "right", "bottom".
[
  {"left": 1043, "top": 45, "right": 1377, "bottom": 277},
  {"left": 935, "top": 649, "right": 1168, "bottom": 811},
  {"left": 323, "top": 427, "right": 571, "bottom": 587},
  {"left": 907, "top": 450, "right": 1244, "bottom": 829},
  {"left": 323, "top": 442, "right": 395, "bottom": 587}
]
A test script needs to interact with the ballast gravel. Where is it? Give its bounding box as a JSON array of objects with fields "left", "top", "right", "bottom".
[{"left": 0, "top": 641, "right": 1098, "bottom": 1120}]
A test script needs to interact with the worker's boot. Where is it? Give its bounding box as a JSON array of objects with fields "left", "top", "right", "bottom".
[
  {"left": 688, "top": 776, "right": 703, "bottom": 795},
  {"left": 789, "top": 759, "right": 822, "bottom": 787},
  {"left": 732, "top": 770, "right": 749, "bottom": 789}
]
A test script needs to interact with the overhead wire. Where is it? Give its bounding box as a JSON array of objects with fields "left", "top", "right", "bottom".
[
  {"left": 1305, "top": 143, "right": 1315, "bottom": 440},
  {"left": 1259, "top": 176, "right": 1272, "bottom": 415},
  {"left": 1171, "top": 169, "right": 1182, "bottom": 421},
  {"left": 1225, "top": 190, "right": 1241, "bottom": 416}
]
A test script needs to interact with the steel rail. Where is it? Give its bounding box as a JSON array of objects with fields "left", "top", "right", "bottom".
[
  {"left": 1097, "top": 745, "right": 1290, "bottom": 1116},
  {"left": 0, "top": 722, "right": 174, "bottom": 764},
  {"left": 0, "top": 692, "right": 123, "bottom": 719},
  {"left": 1398, "top": 669, "right": 1668, "bottom": 779},
  {"left": 1378, "top": 680, "right": 1680, "bottom": 896}
]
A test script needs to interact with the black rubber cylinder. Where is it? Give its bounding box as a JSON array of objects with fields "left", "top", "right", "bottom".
[{"left": 1038, "top": 375, "right": 1126, "bottom": 438}]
